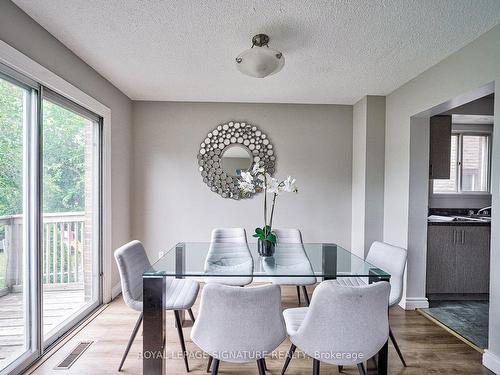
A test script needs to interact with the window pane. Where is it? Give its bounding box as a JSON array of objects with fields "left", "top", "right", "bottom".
[
  {"left": 433, "top": 135, "right": 458, "bottom": 193},
  {"left": 42, "top": 98, "right": 100, "bottom": 342},
  {"left": 0, "top": 77, "right": 30, "bottom": 370},
  {"left": 462, "top": 135, "right": 489, "bottom": 192}
]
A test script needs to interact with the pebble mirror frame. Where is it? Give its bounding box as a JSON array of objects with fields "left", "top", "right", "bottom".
[{"left": 197, "top": 121, "right": 276, "bottom": 199}]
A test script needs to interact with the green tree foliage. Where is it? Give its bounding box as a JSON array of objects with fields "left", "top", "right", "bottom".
[
  {"left": 0, "top": 78, "right": 87, "bottom": 217},
  {"left": 42, "top": 99, "right": 86, "bottom": 213},
  {"left": 0, "top": 79, "right": 23, "bottom": 216}
]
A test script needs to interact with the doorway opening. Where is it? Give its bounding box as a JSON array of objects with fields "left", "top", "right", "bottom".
[{"left": 418, "top": 88, "right": 494, "bottom": 351}]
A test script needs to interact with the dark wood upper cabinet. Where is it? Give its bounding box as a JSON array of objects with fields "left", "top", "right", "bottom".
[{"left": 429, "top": 115, "right": 452, "bottom": 179}]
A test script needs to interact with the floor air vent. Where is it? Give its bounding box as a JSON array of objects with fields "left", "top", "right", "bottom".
[{"left": 55, "top": 341, "right": 93, "bottom": 370}]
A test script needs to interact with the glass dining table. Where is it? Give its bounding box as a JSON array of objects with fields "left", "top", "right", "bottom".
[{"left": 142, "top": 242, "right": 391, "bottom": 374}]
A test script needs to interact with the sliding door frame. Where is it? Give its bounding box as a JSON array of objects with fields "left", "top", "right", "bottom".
[
  {"left": 41, "top": 87, "right": 104, "bottom": 348},
  {"left": 0, "top": 41, "right": 112, "bottom": 375},
  {"left": 0, "top": 63, "right": 42, "bottom": 375}
]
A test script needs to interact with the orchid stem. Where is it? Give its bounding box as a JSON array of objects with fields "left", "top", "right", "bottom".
[
  {"left": 269, "top": 193, "right": 277, "bottom": 230},
  {"left": 263, "top": 173, "right": 267, "bottom": 238}
]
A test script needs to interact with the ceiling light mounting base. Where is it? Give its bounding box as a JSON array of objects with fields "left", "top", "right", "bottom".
[{"left": 252, "top": 34, "right": 270, "bottom": 47}]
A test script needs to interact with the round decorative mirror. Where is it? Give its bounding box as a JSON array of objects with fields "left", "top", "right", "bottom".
[
  {"left": 221, "top": 144, "right": 253, "bottom": 177},
  {"left": 197, "top": 121, "right": 275, "bottom": 199}
]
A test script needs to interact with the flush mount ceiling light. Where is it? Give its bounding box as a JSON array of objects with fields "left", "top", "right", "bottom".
[{"left": 235, "top": 34, "right": 285, "bottom": 78}]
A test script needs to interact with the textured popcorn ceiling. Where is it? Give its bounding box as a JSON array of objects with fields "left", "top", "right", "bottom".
[{"left": 13, "top": 0, "right": 500, "bottom": 104}]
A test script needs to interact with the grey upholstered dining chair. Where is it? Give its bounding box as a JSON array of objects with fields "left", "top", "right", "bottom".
[
  {"left": 204, "top": 228, "right": 253, "bottom": 286},
  {"left": 281, "top": 280, "right": 390, "bottom": 375},
  {"left": 191, "top": 283, "right": 287, "bottom": 375},
  {"left": 335, "top": 241, "right": 408, "bottom": 366},
  {"left": 267, "top": 228, "right": 316, "bottom": 305},
  {"left": 114, "top": 240, "right": 200, "bottom": 372}
]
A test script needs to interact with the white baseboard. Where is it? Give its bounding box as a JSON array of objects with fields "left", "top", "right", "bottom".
[
  {"left": 483, "top": 350, "right": 500, "bottom": 374},
  {"left": 400, "top": 297, "right": 429, "bottom": 310},
  {"left": 111, "top": 282, "right": 122, "bottom": 299}
]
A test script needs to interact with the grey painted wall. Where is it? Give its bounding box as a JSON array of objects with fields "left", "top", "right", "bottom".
[
  {"left": 364, "top": 96, "right": 386, "bottom": 255},
  {"left": 384, "top": 24, "right": 500, "bottom": 369},
  {"left": 131, "top": 102, "right": 353, "bottom": 262},
  {"left": 0, "top": 0, "right": 133, "bottom": 287},
  {"left": 351, "top": 96, "right": 386, "bottom": 258},
  {"left": 428, "top": 193, "right": 492, "bottom": 209},
  {"left": 351, "top": 97, "right": 367, "bottom": 258}
]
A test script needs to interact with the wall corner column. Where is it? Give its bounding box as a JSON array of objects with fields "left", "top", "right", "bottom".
[{"left": 351, "top": 96, "right": 386, "bottom": 259}]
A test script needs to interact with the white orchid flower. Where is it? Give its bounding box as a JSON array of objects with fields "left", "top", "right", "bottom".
[
  {"left": 266, "top": 176, "right": 281, "bottom": 194},
  {"left": 240, "top": 171, "right": 254, "bottom": 184},
  {"left": 238, "top": 180, "right": 255, "bottom": 194},
  {"left": 281, "top": 176, "right": 298, "bottom": 193},
  {"left": 252, "top": 162, "right": 265, "bottom": 175}
]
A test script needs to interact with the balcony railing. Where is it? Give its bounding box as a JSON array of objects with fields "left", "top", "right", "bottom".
[{"left": 0, "top": 212, "right": 85, "bottom": 296}]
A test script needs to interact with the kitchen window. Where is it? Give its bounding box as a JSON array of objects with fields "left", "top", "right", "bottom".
[{"left": 433, "top": 133, "right": 491, "bottom": 194}]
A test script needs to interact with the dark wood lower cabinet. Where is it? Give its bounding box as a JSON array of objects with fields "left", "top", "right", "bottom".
[{"left": 427, "top": 225, "right": 490, "bottom": 297}]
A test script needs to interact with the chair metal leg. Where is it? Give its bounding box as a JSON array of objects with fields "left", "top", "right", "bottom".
[
  {"left": 312, "top": 358, "right": 320, "bottom": 375},
  {"left": 302, "top": 286, "right": 310, "bottom": 306},
  {"left": 281, "top": 344, "right": 296, "bottom": 374},
  {"left": 257, "top": 358, "right": 266, "bottom": 375},
  {"left": 338, "top": 365, "right": 343, "bottom": 372},
  {"left": 357, "top": 363, "right": 367, "bottom": 375},
  {"left": 211, "top": 358, "right": 220, "bottom": 375},
  {"left": 206, "top": 356, "right": 213, "bottom": 372},
  {"left": 358, "top": 363, "right": 366, "bottom": 375},
  {"left": 296, "top": 286, "right": 301, "bottom": 305},
  {"left": 188, "top": 308, "right": 196, "bottom": 323},
  {"left": 174, "top": 310, "right": 190, "bottom": 372},
  {"left": 263, "top": 358, "right": 269, "bottom": 371},
  {"left": 118, "top": 313, "right": 143, "bottom": 371},
  {"left": 389, "top": 326, "right": 407, "bottom": 367}
]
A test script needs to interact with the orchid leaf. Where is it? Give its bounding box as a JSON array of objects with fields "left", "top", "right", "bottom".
[{"left": 266, "top": 232, "right": 277, "bottom": 243}]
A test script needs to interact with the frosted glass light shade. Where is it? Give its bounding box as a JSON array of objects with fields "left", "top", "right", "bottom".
[{"left": 235, "top": 46, "right": 285, "bottom": 78}]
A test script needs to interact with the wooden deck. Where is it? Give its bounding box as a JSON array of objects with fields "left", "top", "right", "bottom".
[{"left": 0, "top": 289, "right": 86, "bottom": 369}]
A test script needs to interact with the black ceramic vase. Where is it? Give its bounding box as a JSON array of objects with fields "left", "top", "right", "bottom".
[{"left": 258, "top": 239, "right": 276, "bottom": 257}]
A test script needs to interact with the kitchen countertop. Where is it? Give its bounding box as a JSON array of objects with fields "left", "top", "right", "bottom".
[
  {"left": 428, "top": 209, "right": 491, "bottom": 226},
  {"left": 428, "top": 220, "right": 491, "bottom": 226}
]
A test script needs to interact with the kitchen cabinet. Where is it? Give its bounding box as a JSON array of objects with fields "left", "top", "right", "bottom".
[
  {"left": 456, "top": 226, "right": 491, "bottom": 293},
  {"left": 426, "top": 226, "right": 457, "bottom": 293},
  {"left": 429, "top": 115, "right": 452, "bottom": 179},
  {"left": 427, "top": 225, "right": 490, "bottom": 295}
]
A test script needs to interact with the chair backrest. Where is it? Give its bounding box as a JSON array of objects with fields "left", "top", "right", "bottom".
[
  {"left": 273, "top": 228, "right": 303, "bottom": 244},
  {"left": 290, "top": 280, "right": 390, "bottom": 365},
  {"left": 366, "top": 241, "right": 407, "bottom": 306},
  {"left": 210, "top": 227, "right": 248, "bottom": 243},
  {"left": 265, "top": 229, "right": 316, "bottom": 285},
  {"left": 114, "top": 240, "right": 151, "bottom": 311},
  {"left": 205, "top": 228, "right": 254, "bottom": 281},
  {"left": 191, "top": 284, "right": 286, "bottom": 363}
]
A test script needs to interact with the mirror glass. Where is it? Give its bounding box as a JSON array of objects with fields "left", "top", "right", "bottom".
[{"left": 221, "top": 144, "right": 253, "bottom": 177}]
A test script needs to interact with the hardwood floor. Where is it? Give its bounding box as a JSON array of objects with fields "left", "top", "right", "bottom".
[{"left": 26, "top": 285, "right": 492, "bottom": 375}]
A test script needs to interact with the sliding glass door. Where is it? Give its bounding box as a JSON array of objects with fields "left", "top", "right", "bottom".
[
  {"left": 0, "top": 63, "right": 102, "bottom": 374},
  {"left": 41, "top": 90, "right": 101, "bottom": 346}
]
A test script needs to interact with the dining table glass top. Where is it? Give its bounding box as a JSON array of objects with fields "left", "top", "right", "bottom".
[{"left": 144, "top": 242, "right": 391, "bottom": 280}]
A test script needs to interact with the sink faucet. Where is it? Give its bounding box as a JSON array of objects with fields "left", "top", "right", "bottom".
[{"left": 477, "top": 206, "right": 491, "bottom": 215}]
